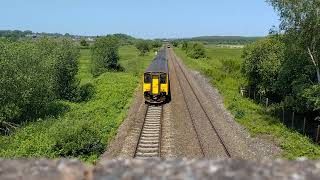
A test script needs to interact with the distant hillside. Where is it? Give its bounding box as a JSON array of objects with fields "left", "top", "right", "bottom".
[
  {"left": 190, "top": 36, "right": 264, "bottom": 45},
  {"left": 0, "top": 30, "right": 137, "bottom": 45}
]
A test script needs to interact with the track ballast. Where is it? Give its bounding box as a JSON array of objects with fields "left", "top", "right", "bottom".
[{"left": 134, "top": 105, "right": 162, "bottom": 159}]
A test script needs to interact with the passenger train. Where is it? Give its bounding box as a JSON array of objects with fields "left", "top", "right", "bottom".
[{"left": 143, "top": 47, "right": 170, "bottom": 104}]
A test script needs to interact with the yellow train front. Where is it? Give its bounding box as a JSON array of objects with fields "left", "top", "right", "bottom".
[{"left": 143, "top": 49, "right": 170, "bottom": 104}]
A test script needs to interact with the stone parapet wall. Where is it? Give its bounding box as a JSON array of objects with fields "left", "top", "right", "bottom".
[{"left": 1, "top": 159, "right": 319, "bottom": 180}]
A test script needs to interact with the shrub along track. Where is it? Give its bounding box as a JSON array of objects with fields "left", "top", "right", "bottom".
[{"left": 168, "top": 49, "right": 231, "bottom": 158}]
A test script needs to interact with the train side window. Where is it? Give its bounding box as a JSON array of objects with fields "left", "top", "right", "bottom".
[
  {"left": 144, "top": 74, "right": 152, "bottom": 83},
  {"left": 160, "top": 74, "right": 166, "bottom": 84}
]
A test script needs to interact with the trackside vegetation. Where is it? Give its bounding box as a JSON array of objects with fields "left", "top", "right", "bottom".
[
  {"left": 135, "top": 40, "right": 162, "bottom": 56},
  {"left": 0, "top": 38, "right": 82, "bottom": 133},
  {"left": 181, "top": 41, "right": 206, "bottom": 59},
  {"left": 174, "top": 46, "right": 320, "bottom": 159},
  {"left": 0, "top": 45, "right": 154, "bottom": 163},
  {"left": 91, "top": 36, "right": 123, "bottom": 77},
  {"left": 241, "top": 0, "right": 320, "bottom": 114}
]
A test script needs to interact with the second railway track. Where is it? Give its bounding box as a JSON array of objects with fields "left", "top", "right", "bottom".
[
  {"left": 169, "top": 49, "right": 232, "bottom": 158},
  {"left": 134, "top": 105, "right": 163, "bottom": 159}
]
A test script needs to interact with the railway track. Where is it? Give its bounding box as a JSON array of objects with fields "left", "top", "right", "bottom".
[
  {"left": 134, "top": 105, "right": 163, "bottom": 158},
  {"left": 169, "top": 49, "right": 231, "bottom": 158}
]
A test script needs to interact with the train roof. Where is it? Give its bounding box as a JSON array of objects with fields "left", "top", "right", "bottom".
[{"left": 145, "top": 49, "right": 168, "bottom": 73}]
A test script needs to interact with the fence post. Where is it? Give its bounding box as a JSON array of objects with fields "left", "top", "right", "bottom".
[
  {"left": 248, "top": 88, "right": 251, "bottom": 99},
  {"left": 282, "top": 107, "right": 285, "bottom": 123},
  {"left": 316, "top": 125, "right": 320, "bottom": 144},
  {"left": 240, "top": 87, "right": 244, "bottom": 97},
  {"left": 266, "top": 98, "right": 269, "bottom": 108},
  {"left": 259, "top": 94, "right": 262, "bottom": 104},
  {"left": 253, "top": 91, "right": 256, "bottom": 100},
  {"left": 291, "top": 112, "right": 295, "bottom": 129},
  {"left": 303, "top": 117, "right": 306, "bottom": 135}
]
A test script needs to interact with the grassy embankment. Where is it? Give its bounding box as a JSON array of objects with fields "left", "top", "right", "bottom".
[
  {"left": 174, "top": 45, "right": 320, "bottom": 159},
  {"left": 0, "top": 46, "right": 153, "bottom": 163}
]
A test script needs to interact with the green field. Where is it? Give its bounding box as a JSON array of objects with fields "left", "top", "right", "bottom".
[
  {"left": 175, "top": 47, "right": 320, "bottom": 159},
  {"left": 0, "top": 45, "right": 154, "bottom": 163}
]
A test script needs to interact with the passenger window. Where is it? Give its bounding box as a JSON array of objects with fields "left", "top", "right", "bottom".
[
  {"left": 160, "top": 74, "right": 166, "bottom": 84},
  {"left": 144, "top": 74, "right": 152, "bottom": 83}
]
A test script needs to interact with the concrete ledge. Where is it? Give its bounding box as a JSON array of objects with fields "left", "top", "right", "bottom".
[
  {"left": 0, "top": 159, "right": 90, "bottom": 180},
  {"left": 1, "top": 158, "right": 320, "bottom": 180}
]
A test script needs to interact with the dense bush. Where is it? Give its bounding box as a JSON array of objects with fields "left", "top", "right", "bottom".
[
  {"left": 91, "top": 36, "right": 122, "bottom": 76},
  {"left": 135, "top": 40, "right": 151, "bottom": 56},
  {"left": 242, "top": 34, "right": 320, "bottom": 112},
  {"left": 181, "top": 41, "right": 189, "bottom": 51},
  {"left": 151, "top": 41, "right": 162, "bottom": 49},
  {"left": 0, "top": 40, "right": 56, "bottom": 131},
  {"left": 113, "top": 33, "right": 136, "bottom": 46},
  {"left": 242, "top": 0, "right": 320, "bottom": 113},
  {"left": 52, "top": 123, "right": 104, "bottom": 158},
  {"left": 172, "top": 41, "right": 179, "bottom": 47},
  {"left": 0, "top": 38, "right": 80, "bottom": 133},
  {"left": 221, "top": 58, "right": 241, "bottom": 74},
  {"left": 80, "top": 39, "right": 89, "bottom": 47},
  {"left": 78, "top": 83, "right": 95, "bottom": 102},
  {"left": 254, "top": 0, "right": 320, "bottom": 113},
  {"left": 181, "top": 42, "right": 206, "bottom": 59},
  {"left": 301, "top": 85, "right": 320, "bottom": 111},
  {"left": 242, "top": 35, "right": 285, "bottom": 95},
  {"left": 54, "top": 39, "right": 80, "bottom": 101},
  {"left": 188, "top": 43, "right": 206, "bottom": 59}
]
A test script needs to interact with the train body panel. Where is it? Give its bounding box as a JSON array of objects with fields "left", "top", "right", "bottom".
[{"left": 152, "top": 75, "right": 159, "bottom": 94}]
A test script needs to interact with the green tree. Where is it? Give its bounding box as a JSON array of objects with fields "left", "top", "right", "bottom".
[
  {"left": 0, "top": 38, "right": 82, "bottom": 133},
  {"left": 182, "top": 41, "right": 189, "bottom": 50},
  {"left": 242, "top": 35, "right": 285, "bottom": 95},
  {"left": 80, "top": 38, "right": 89, "bottom": 47},
  {"left": 172, "top": 41, "right": 179, "bottom": 47},
  {"left": 184, "top": 42, "right": 206, "bottom": 59},
  {"left": 151, "top": 40, "right": 162, "bottom": 49},
  {"left": 301, "top": 85, "right": 320, "bottom": 111},
  {"left": 53, "top": 39, "right": 80, "bottom": 101},
  {"left": 135, "top": 40, "right": 151, "bottom": 56},
  {"left": 0, "top": 40, "right": 57, "bottom": 131},
  {"left": 267, "top": 0, "right": 320, "bottom": 83},
  {"left": 91, "top": 36, "right": 121, "bottom": 76}
]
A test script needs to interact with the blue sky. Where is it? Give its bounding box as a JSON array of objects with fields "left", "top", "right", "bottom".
[{"left": 0, "top": 0, "right": 279, "bottom": 39}]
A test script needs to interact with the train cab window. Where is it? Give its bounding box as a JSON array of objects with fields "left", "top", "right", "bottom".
[
  {"left": 160, "top": 74, "right": 166, "bottom": 84},
  {"left": 144, "top": 74, "right": 152, "bottom": 83}
]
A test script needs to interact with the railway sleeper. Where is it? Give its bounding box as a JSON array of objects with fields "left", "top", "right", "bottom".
[
  {"left": 139, "top": 143, "right": 159, "bottom": 148},
  {"left": 140, "top": 137, "right": 159, "bottom": 141},
  {"left": 137, "top": 147, "right": 158, "bottom": 152},
  {"left": 140, "top": 140, "right": 159, "bottom": 144},
  {"left": 135, "top": 152, "right": 158, "bottom": 157},
  {"left": 142, "top": 134, "right": 159, "bottom": 138},
  {"left": 142, "top": 131, "right": 160, "bottom": 135}
]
